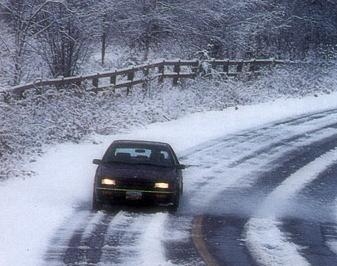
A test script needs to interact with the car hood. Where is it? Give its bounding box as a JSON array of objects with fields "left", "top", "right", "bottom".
[{"left": 98, "top": 163, "right": 177, "bottom": 182}]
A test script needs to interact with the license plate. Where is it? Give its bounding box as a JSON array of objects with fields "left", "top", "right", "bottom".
[{"left": 126, "top": 191, "right": 142, "bottom": 200}]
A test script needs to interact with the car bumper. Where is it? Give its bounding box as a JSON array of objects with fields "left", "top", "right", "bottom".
[{"left": 95, "top": 187, "right": 174, "bottom": 204}]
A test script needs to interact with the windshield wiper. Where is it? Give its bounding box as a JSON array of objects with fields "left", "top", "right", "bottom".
[
  {"left": 104, "top": 160, "right": 132, "bottom": 165},
  {"left": 133, "top": 161, "right": 173, "bottom": 168},
  {"left": 104, "top": 160, "right": 172, "bottom": 168}
]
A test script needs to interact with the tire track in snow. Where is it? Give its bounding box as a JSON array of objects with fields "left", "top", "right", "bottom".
[
  {"left": 228, "top": 122, "right": 337, "bottom": 168},
  {"left": 281, "top": 162, "right": 337, "bottom": 266},
  {"left": 289, "top": 162, "right": 337, "bottom": 220},
  {"left": 179, "top": 108, "right": 337, "bottom": 161},
  {"left": 98, "top": 211, "right": 136, "bottom": 265},
  {"left": 45, "top": 211, "right": 116, "bottom": 265},
  {"left": 283, "top": 220, "right": 337, "bottom": 266},
  {"left": 201, "top": 215, "right": 258, "bottom": 266},
  {"left": 245, "top": 147, "right": 337, "bottom": 266},
  {"left": 99, "top": 211, "right": 170, "bottom": 266},
  {"left": 199, "top": 135, "right": 337, "bottom": 266},
  {"left": 44, "top": 211, "right": 94, "bottom": 265},
  {"left": 325, "top": 221, "right": 337, "bottom": 257},
  {"left": 233, "top": 133, "right": 337, "bottom": 214},
  {"left": 270, "top": 108, "right": 337, "bottom": 127},
  {"left": 46, "top": 209, "right": 171, "bottom": 266},
  {"left": 63, "top": 212, "right": 114, "bottom": 265},
  {"left": 164, "top": 215, "right": 205, "bottom": 266},
  {"left": 166, "top": 110, "right": 337, "bottom": 265},
  {"left": 183, "top": 122, "right": 337, "bottom": 213},
  {"left": 180, "top": 112, "right": 337, "bottom": 194}
]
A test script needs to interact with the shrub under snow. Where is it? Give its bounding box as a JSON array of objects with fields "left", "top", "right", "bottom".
[{"left": 0, "top": 63, "right": 337, "bottom": 180}]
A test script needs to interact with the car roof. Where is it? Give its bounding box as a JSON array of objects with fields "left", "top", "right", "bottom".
[{"left": 112, "top": 139, "right": 171, "bottom": 148}]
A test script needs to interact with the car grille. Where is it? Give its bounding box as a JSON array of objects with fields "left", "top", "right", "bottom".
[{"left": 116, "top": 178, "right": 154, "bottom": 190}]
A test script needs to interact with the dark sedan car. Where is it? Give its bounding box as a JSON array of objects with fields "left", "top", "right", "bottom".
[{"left": 92, "top": 140, "right": 185, "bottom": 211}]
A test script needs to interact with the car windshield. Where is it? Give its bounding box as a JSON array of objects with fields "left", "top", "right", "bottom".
[{"left": 103, "top": 144, "right": 174, "bottom": 167}]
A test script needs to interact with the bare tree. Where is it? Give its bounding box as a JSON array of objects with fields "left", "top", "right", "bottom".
[
  {"left": 98, "top": 0, "right": 178, "bottom": 61},
  {"left": 33, "top": 1, "right": 95, "bottom": 77},
  {"left": 0, "top": 0, "right": 38, "bottom": 84},
  {"left": 1, "top": 0, "right": 336, "bottom": 86},
  {"left": 0, "top": 0, "right": 69, "bottom": 84}
]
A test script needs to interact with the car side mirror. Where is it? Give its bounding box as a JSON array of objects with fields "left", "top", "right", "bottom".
[
  {"left": 92, "top": 159, "right": 102, "bottom": 165},
  {"left": 177, "top": 164, "right": 186, "bottom": 170}
]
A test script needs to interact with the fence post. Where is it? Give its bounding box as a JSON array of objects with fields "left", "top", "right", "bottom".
[
  {"left": 92, "top": 74, "right": 99, "bottom": 92},
  {"left": 110, "top": 73, "right": 116, "bottom": 93},
  {"left": 127, "top": 68, "right": 134, "bottom": 95},
  {"left": 271, "top": 58, "right": 276, "bottom": 67},
  {"left": 76, "top": 80, "right": 82, "bottom": 87},
  {"left": 158, "top": 61, "right": 164, "bottom": 83},
  {"left": 110, "top": 74, "right": 116, "bottom": 86},
  {"left": 143, "top": 67, "right": 149, "bottom": 88},
  {"left": 112, "top": 71, "right": 118, "bottom": 92},
  {"left": 211, "top": 59, "right": 216, "bottom": 70},
  {"left": 173, "top": 61, "right": 180, "bottom": 86},
  {"left": 192, "top": 60, "right": 199, "bottom": 77},
  {"left": 223, "top": 60, "right": 229, "bottom": 74},
  {"left": 13, "top": 87, "right": 26, "bottom": 99},
  {"left": 73, "top": 77, "right": 82, "bottom": 88},
  {"left": 249, "top": 59, "right": 256, "bottom": 72},
  {"left": 237, "top": 60, "right": 243, "bottom": 73}
]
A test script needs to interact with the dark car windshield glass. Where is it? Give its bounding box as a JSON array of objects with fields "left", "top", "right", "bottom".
[{"left": 103, "top": 144, "right": 174, "bottom": 167}]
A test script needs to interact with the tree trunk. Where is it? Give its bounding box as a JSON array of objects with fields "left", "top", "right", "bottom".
[{"left": 101, "top": 14, "right": 107, "bottom": 66}]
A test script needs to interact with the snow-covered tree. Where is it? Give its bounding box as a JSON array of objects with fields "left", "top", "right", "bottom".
[
  {"left": 33, "top": 1, "right": 94, "bottom": 77},
  {"left": 0, "top": 0, "right": 42, "bottom": 84},
  {"left": 0, "top": 0, "right": 336, "bottom": 85}
]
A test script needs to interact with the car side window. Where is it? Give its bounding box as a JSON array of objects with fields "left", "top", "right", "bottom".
[
  {"left": 156, "top": 150, "right": 174, "bottom": 165},
  {"left": 160, "top": 151, "right": 169, "bottom": 159}
]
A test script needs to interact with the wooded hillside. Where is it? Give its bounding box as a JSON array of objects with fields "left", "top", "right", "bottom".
[{"left": 0, "top": 0, "right": 336, "bottom": 86}]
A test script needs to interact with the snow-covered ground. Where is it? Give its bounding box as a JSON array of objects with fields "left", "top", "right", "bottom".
[{"left": 2, "top": 92, "right": 337, "bottom": 265}]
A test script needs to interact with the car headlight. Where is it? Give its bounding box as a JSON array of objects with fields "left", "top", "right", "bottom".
[
  {"left": 101, "top": 178, "right": 116, "bottom": 186},
  {"left": 154, "top": 182, "right": 169, "bottom": 189}
]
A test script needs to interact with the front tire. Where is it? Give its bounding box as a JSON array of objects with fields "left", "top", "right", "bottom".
[
  {"left": 92, "top": 190, "right": 103, "bottom": 211},
  {"left": 168, "top": 189, "right": 180, "bottom": 213}
]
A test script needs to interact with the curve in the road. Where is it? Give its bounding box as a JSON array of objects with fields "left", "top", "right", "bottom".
[
  {"left": 44, "top": 108, "right": 337, "bottom": 266},
  {"left": 177, "top": 110, "right": 337, "bottom": 265}
]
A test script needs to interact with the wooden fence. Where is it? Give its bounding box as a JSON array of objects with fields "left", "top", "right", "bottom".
[{"left": 3, "top": 58, "right": 289, "bottom": 97}]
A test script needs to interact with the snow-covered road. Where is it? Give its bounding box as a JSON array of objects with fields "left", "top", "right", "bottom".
[{"left": 2, "top": 93, "right": 337, "bottom": 265}]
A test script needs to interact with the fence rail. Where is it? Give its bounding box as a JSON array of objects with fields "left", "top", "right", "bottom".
[{"left": 3, "top": 58, "right": 290, "bottom": 97}]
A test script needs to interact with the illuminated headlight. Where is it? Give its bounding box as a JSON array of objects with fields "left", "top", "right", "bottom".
[
  {"left": 154, "top": 182, "right": 169, "bottom": 189},
  {"left": 101, "top": 178, "right": 116, "bottom": 186}
]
